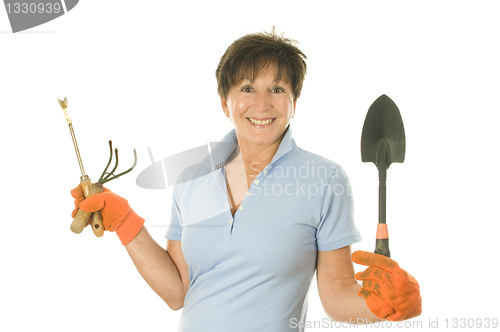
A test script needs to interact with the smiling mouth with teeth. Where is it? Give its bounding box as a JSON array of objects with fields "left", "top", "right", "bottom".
[{"left": 248, "top": 118, "right": 275, "bottom": 125}]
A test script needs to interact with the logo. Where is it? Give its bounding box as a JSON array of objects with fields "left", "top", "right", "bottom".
[
  {"left": 3, "top": 0, "right": 79, "bottom": 33},
  {"left": 136, "top": 142, "right": 235, "bottom": 190}
]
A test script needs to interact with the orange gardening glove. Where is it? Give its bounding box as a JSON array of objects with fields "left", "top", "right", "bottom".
[
  {"left": 351, "top": 251, "right": 422, "bottom": 321},
  {"left": 70, "top": 184, "right": 145, "bottom": 246}
]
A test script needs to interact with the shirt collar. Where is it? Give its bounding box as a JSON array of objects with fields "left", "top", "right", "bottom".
[
  {"left": 204, "top": 125, "right": 296, "bottom": 171},
  {"left": 270, "top": 125, "right": 295, "bottom": 164}
]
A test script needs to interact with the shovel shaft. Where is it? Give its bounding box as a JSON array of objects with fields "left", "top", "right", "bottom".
[
  {"left": 375, "top": 179, "right": 390, "bottom": 258},
  {"left": 376, "top": 175, "right": 390, "bottom": 257},
  {"left": 379, "top": 179, "right": 386, "bottom": 224},
  {"left": 376, "top": 146, "right": 390, "bottom": 257},
  {"left": 377, "top": 142, "right": 388, "bottom": 225}
]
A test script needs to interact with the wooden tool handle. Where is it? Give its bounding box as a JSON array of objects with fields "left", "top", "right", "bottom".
[
  {"left": 89, "top": 183, "right": 104, "bottom": 237},
  {"left": 70, "top": 177, "right": 105, "bottom": 236},
  {"left": 71, "top": 208, "right": 91, "bottom": 234}
]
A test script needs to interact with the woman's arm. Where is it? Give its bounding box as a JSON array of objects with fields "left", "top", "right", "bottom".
[
  {"left": 125, "top": 226, "right": 189, "bottom": 310},
  {"left": 316, "top": 245, "right": 381, "bottom": 323}
]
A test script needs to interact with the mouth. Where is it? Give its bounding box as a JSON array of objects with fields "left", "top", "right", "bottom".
[{"left": 247, "top": 117, "right": 275, "bottom": 126}]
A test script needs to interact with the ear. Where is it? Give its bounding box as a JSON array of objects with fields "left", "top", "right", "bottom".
[
  {"left": 221, "top": 97, "right": 230, "bottom": 118},
  {"left": 292, "top": 99, "right": 297, "bottom": 118}
]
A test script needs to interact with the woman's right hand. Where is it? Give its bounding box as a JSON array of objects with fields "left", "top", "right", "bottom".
[{"left": 70, "top": 184, "right": 145, "bottom": 245}]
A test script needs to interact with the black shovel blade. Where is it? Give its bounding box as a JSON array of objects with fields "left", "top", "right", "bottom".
[{"left": 361, "top": 95, "right": 406, "bottom": 168}]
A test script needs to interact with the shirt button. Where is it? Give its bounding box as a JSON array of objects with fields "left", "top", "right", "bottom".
[
  {"left": 239, "top": 206, "right": 244, "bottom": 210},
  {"left": 263, "top": 169, "right": 268, "bottom": 174},
  {"left": 246, "top": 192, "right": 251, "bottom": 197},
  {"left": 253, "top": 180, "right": 259, "bottom": 185},
  {"left": 228, "top": 219, "right": 232, "bottom": 224}
]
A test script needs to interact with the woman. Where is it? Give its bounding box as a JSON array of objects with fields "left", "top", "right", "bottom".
[{"left": 71, "top": 29, "right": 421, "bottom": 331}]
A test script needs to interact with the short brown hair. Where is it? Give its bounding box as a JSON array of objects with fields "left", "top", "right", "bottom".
[{"left": 216, "top": 29, "right": 307, "bottom": 101}]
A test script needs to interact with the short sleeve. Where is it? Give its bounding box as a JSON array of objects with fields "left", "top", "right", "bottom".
[
  {"left": 316, "top": 165, "right": 362, "bottom": 251},
  {"left": 165, "top": 189, "right": 183, "bottom": 241}
]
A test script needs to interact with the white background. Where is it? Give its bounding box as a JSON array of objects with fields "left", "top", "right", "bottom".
[{"left": 1, "top": 1, "right": 499, "bottom": 331}]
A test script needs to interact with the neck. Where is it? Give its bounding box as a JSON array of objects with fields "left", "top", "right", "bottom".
[{"left": 236, "top": 135, "right": 284, "bottom": 174}]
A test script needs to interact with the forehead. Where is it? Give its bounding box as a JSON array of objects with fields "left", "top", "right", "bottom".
[{"left": 233, "top": 59, "right": 290, "bottom": 85}]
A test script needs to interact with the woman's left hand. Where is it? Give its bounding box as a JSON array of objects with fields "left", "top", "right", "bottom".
[{"left": 351, "top": 251, "right": 422, "bottom": 321}]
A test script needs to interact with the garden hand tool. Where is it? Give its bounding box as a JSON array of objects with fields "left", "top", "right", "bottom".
[
  {"left": 59, "top": 97, "right": 137, "bottom": 237},
  {"left": 361, "top": 94, "right": 405, "bottom": 258}
]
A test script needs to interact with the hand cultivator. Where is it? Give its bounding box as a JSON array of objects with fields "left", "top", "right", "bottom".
[{"left": 58, "top": 97, "right": 137, "bottom": 237}]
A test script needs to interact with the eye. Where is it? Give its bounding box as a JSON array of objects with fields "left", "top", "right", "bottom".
[
  {"left": 271, "top": 86, "right": 285, "bottom": 93},
  {"left": 241, "top": 85, "right": 253, "bottom": 93}
]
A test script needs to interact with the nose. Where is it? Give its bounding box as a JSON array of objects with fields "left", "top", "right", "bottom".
[{"left": 252, "top": 90, "right": 272, "bottom": 112}]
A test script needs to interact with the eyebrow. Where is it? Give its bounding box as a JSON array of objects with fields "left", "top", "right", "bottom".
[{"left": 239, "top": 78, "right": 285, "bottom": 85}]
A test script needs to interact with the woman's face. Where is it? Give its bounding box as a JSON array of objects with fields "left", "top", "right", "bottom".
[{"left": 221, "top": 64, "right": 296, "bottom": 151}]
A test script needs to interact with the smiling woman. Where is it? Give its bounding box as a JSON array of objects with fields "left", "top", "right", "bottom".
[
  {"left": 164, "top": 29, "right": 363, "bottom": 331},
  {"left": 215, "top": 30, "right": 306, "bottom": 216},
  {"left": 69, "top": 28, "right": 421, "bottom": 332}
]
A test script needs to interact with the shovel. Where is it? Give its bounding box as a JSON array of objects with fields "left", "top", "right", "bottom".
[{"left": 361, "top": 94, "right": 406, "bottom": 258}]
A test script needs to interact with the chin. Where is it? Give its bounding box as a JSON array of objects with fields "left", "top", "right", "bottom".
[{"left": 246, "top": 130, "right": 285, "bottom": 146}]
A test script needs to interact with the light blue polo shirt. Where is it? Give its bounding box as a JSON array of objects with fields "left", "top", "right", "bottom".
[{"left": 166, "top": 126, "right": 362, "bottom": 332}]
